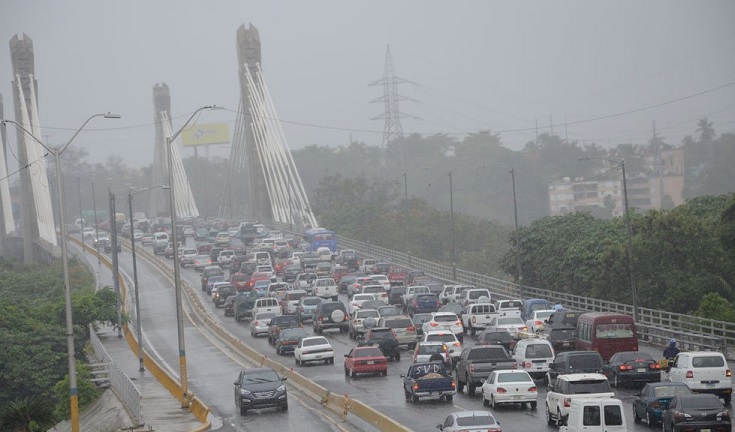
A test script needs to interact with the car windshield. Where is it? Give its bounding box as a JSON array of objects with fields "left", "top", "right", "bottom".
[
  {"left": 355, "top": 347, "right": 383, "bottom": 357},
  {"left": 680, "top": 395, "right": 722, "bottom": 409},
  {"left": 469, "top": 290, "right": 490, "bottom": 299},
  {"left": 242, "top": 370, "right": 279, "bottom": 384},
  {"left": 483, "top": 332, "right": 511, "bottom": 342},
  {"left": 391, "top": 287, "right": 407, "bottom": 294},
  {"left": 363, "top": 286, "right": 383, "bottom": 294},
  {"left": 497, "top": 373, "right": 533, "bottom": 383},
  {"left": 209, "top": 276, "right": 224, "bottom": 283},
  {"left": 379, "top": 307, "right": 401, "bottom": 316},
  {"left": 301, "top": 298, "right": 321, "bottom": 306},
  {"left": 456, "top": 415, "right": 496, "bottom": 427},
  {"left": 550, "top": 329, "right": 576, "bottom": 340},
  {"left": 434, "top": 314, "right": 458, "bottom": 323},
  {"left": 595, "top": 323, "right": 635, "bottom": 339}
]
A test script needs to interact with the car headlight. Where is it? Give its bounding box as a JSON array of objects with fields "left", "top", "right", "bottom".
[
  {"left": 276, "top": 385, "right": 286, "bottom": 392},
  {"left": 240, "top": 388, "right": 252, "bottom": 395}
]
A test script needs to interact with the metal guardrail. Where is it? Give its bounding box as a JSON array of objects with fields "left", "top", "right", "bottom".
[
  {"left": 89, "top": 324, "right": 143, "bottom": 425},
  {"left": 265, "top": 220, "right": 734, "bottom": 359}
]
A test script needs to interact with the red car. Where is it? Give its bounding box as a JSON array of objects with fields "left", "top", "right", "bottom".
[
  {"left": 387, "top": 265, "right": 408, "bottom": 286},
  {"left": 230, "top": 273, "right": 250, "bottom": 291},
  {"left": 330, "top": 266, "right": 351, "bottom": 284},
  {"left": 343, "top": 346, "right": 388, "bottom": 377}
]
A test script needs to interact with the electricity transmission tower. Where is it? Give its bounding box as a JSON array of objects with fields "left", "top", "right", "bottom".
[{"left": 370, "top": 45, "right": 417, "bottom": 150}]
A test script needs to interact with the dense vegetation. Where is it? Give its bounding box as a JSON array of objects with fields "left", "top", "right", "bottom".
[{"left": 0, "top": 258, "right": 120, "bottom": 431}]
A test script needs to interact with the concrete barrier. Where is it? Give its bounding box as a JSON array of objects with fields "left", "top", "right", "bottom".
[{"left": 68, "top": 236, "right": 211, "bottom": 427}]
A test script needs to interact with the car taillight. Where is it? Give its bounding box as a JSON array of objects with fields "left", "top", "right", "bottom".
[
  {"left": 345, "top": 313, "right": 349, "bottom": 320},
  {"left": 496, "top": 387, "right": 507, "bottom": 393},
  {"left": 528, "top": 386, "right": 537, "bottom": 392},
  {"left": 618, "top": 365, "right": 633, "bottom": 371},
  {"left": 564, "top": 397, "right": 571, "bottom": 407},
  {"left": 649, "top": 363, "right": 660, "bottom": 370},
  {"left": 413, "top": 383, "right": 419, "bottom": 391},
  {"left": 470, "top": 364, "right": 475, "bottom": 373},
  {"left": 534, "top": 320, "right": 542, "bottom": 325},
  {"left": 455, "top": 320, "right": 462, "bottom": 327},
  {"left": 727, "top": 370, "right": 732, "bottom": 377},
  {"left": 407, "top": 326, "right": 415, "bottom": 332},
  {"left": 488, "top": 428, "right": 502, "bottom": 432},
  {"left": 453, "top": 342, "right": 461, "bottom": 347},
  {"left": 430, "top": 322, "right": 438, "bottom": 327},
  {"left": 525, "top": 361, "right": 532, "bottom": 368},
  {"left": 686, "top": 370, "right": 694, "bottom": 379},
  {"left": 512, "top": 362, "right": 517, "bottom": 369}
]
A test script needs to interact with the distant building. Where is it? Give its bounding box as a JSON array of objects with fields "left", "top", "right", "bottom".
[{"left": 549, "top": 147, "right": 685, "bottom": 216}]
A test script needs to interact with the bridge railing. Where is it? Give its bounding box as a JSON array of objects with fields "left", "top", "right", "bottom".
[
  {"left": 88, "top": 324, "right": 143, "bottom": 425},
  {"left": 265, "top": 220, "right": 734, "bottom": 358}
]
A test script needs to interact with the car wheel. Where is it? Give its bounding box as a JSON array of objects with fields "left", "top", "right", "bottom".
[
  {"left": 468, "top": 382, "right": 476, "bottom": 396},
  {"left": 344, "top": 367, "right": 349, "bottom": 376},
  {"left": 404, "top": 389, "right": 411, "bottom": 401},
  {"left": 281, "top": 402, "right": 288, "bottom": 411},
  {"left": 457, "top": 379, "right": 465, "bottom": 393},
  {"left": 646, "top": 411, "right": 654, "bottom": 426},
  {"left": 490, "top": 394, "right": 497, "bottom": 409},
  {"left": 546, "top": 404, "right": 555, "bottom": 426},
  {"left": 483, "top": 393, "right": 490, "bottom": 407},
  {"left": 530, "top": 401, "right": 537, "bottom": 409},
  {"left": 350, "top": 368, "right": 356, "bottom": 378},
  {"left": 613, "top": 373, "right": 620, "bottom": 388},
  {"left": 445, "top": 394, "right": 453, "bottom": 402},
  {"left": 381, "top": 369, "right": 387, "bottom": 376},
  {"left": 412, "top": 394, "right": 419, "bottom": 403},
  {"left": 395, "top": 353, "right": 401, "bottom": 361},
  {"left": 295, "top": 358, "right": 301, "bottom": 366},
  {"left": 557, "top": 408, "right": 565, "bottom": 427},
  {"left": 240, "top": 403, "right": 247, "bottom": 416},
  {"left": 276, "top": 346, "right": 282, "bottom": 355},
  {"left": 724, "top": 393, "right": 731, "bottom": 405},
  {"left": 329, "top": 357, "right": 334, "bottom": 365}
]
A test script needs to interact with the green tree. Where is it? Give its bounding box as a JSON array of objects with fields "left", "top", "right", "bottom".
[
  {"left": 0, "top": 395, "right": 55, "bottom": 432},
  {"left": 52, "top": 363, "right": 99, "bottom": 420},
  {"left": 695, "top": 293, "right": 735, "bottom": 323}
]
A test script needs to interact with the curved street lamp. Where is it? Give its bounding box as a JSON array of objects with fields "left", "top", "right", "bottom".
[{"left": 1, "top": 113, "right": 121, "bottom": 432}]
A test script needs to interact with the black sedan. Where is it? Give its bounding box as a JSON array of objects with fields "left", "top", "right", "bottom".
[
  {"left": 233, "top": 367, "right": 288, "bottom": 415},
  {"left": 275, "top": 328, "right": 309, "bottom": 355},
  {"left": 411, "top": 313, "right": 432, "bottom": 337},
  {"left": 632, "top": 382, "right": 692, "bottom": 427},
  {"left": 662, "top": 394, "right": 730, "bottom": 432},
  {"left": 602, "top": 351, "right": 661, "bottom": 388},
  {"left": 476, "top": 330, "right": 516, "bottom": 352}
]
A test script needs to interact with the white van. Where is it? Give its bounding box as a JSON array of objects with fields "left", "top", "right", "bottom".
[
  {"left": 512, "top": 338, "right": 555, "bottom": 379},
  {"left": 153, "top": 232, "right": 169, "bottom": 254},
  {"left": 254, "top": 251, "right": 271, "bottom": 266},
  {"left": 559, "top": 398, "right": 627, "bottom": 432}
]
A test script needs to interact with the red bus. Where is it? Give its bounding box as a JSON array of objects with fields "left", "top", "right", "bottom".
[{"left": 575, "top": 312, "right": 638, "bottom": 361}]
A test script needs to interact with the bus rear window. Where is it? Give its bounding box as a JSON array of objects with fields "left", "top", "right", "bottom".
[{"left": 595, "top": 323, "right": 634, "bottom": 339}]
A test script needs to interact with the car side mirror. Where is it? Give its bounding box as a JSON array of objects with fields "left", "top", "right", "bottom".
[
  {"left": 234, "top": 381, "right": 239, "bottom": 385},
  {"left": 344, "top": 354, "right": 349, "bottom": 358},
  {"left": 281, "top": 376, "right": 288, "bottom": 382},
  {"left": 400, "top": 373, "right": 406, "bottom": 378},
  {"left": 436, "top": 425, "right": 443, "bottom": 431}
]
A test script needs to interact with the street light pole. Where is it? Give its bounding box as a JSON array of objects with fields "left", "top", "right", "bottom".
[
  {"left": 448, "top": 171, "right": 456, "bottom": 281},
  {"left": 108, "top": 189, "right": 122, "bottom": 338},
  {"left": 1, "top": 113, "right": 121, "bottom": 432},
  {"left": 91, "top": 181, "right": 101, "bottom": 264},
  {"left": 166, "top": 105, "right": 218, "bottom": 407},
  {"left": 476, "top": 164, "right": 523, "bottom": 299},
  {"left": 128, "top": 192, "right": 144, "bottom": 372},
  {"left": 579, "top": 157, "right": 638, "bottom": 321},
  {"left": 78, "top": 176, "right": 84, "bottom": 251}
]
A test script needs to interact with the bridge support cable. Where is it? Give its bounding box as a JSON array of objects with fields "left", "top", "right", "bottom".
[
  {"left": 160, "top": 112, "right": 199, "bottom": 218},
  {"left": 0, "top": 97, "right": 17, "bottom": 235},
  {"left": 243, "top": 64, "right": 317, "bottom": 228},
  {"left": 219, "top": 100, "right": 248, "bottom": 219},
  {"left": 15, "top": 75, "right": 56, "bottom": 246}
]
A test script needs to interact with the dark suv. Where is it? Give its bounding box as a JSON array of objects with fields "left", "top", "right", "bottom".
[
  {"left": 312, "top": 301, "right": 349, "bottom": 334},
  {"left": 267, "top": 315, "right": 302, "bottom": 345},
  {"left": 545, "top": 350, "right": 604, "bottom": 388},
  {"left": 233, "top": 367, "right": 288, "bottom": 415}
]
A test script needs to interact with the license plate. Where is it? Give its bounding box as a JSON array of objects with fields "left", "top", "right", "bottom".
[
  {"left": 367, "top": 360, "right": 375, "bottom": 365},
  {"left": 637, "top": 368, "right": 646, "bottom": 373},
  {"left": 701, "top": 429, "right": 711, "bottom": 432},
  {"left": 315, "top": 355, "right": 322, "bottom": 358},
  {"left": 563, "top": 342, "right": 570, "bottom": 347},
  {"left": 706, "top": 382, "right": 716, "bottom": 387},
  {"left": 512, "top": 395, "right": 523, "bottom": 399}
]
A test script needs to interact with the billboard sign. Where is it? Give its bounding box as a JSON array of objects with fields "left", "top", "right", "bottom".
[{"left": 180, "top": 122, "right": 230, "bottom": 146}]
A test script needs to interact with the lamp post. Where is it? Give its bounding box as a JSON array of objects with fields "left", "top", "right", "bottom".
[
  {"left": 579, "top": 156, "right": 638, "bottom": 321},
  {"left": 476, "top": 164, "right": 523, "bottom": 299},
  {"left": 1, "top": 113, "right": 121, "bottom": 432},
  {"left": 91, "top": 180, "right": 101, "bottom": 264},
  {"left": 78, "top": 176, "right": 84, "bottom": 251},
  {"left": 108, "top": 189, "right": 123, "bottom": 339},
  {"left": 422, "top": 168, "right": 456, "bottom": 280},
  {"left": 167, "top": 105, "right": 218, "bottom": 407}
]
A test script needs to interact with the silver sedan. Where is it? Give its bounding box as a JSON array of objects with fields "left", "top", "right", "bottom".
[{"left": 249, "top": 312, "right": 276, "bottom": 337}]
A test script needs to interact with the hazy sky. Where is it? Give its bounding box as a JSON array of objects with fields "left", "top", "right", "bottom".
[{"left": 1, "top": 1, "right": 734, "bottom": 169}]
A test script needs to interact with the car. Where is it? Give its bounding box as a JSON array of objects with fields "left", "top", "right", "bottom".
[
  {"left": 388, "top": 285, "right": 407, "bottom": 305},
  {"left": 477, "top": 330, "right": 517, "bottom": 352},
  {"left": 412, "top": 342, "right": 452, "bottom": 369},
  {"left": 668, "top": 351, "right": 732, "bottom": 404},
  {"left": 661, "top": 394, "right": 731, "bottom": 432},
  {"left": 294, "top": 272, "right": 318, "bottom": 294},
  {"left": 224, "top": 295, "right": 237, "bottom": 317},
  {"left": 206, "top": 275, "right": 225, "bottom": 295},
  {"left": 422, "top": 312, "right": 464, "bottom": 342},
  {"left": 525, "top": 309, "right": 556, "bottom": 333},
  {"left": 377, "top": 305, "right": 402, "bottom": 318},
  {"left": 274, "top": 327, "right": 308, "bottom": 355},
  {"left": 312, "top": 277, "right": 338, "bottom": 301},
  {"left": 315, "top": 261, "right": 333, "bottom": 278},
  {"left": 194, "top": 228, "right": 208, "bottom": 241},
  {"left": 93, "top": 233, "right": 110, "bottom": 248},
  {"left": 233, "top": 367, "right": 288, "bottom": 415},
  {"left": 182, "top": 225, "right": 195, "bottom": 237},
  {"left": 361, "top": 285, "right": 389, "bottom": 303},
  {"left": 361, "top": 299, "right": 388, "bottom": 311},
  {"left": 141, "top": 233, "right": 154, "bottom": 245},
  {"left": 343, "top": 346, "right": 388, "bottom": 378},
  {"left": 234, "top": 291, "right": 260, "bottom": 322},
  {"left": 378, "top": 315, "right": 417, "bottom": 349},
  {"left": 252, "top": 279, "right": 272, "bottom": 297},
  {"left": 359, "top": 327, "right": 401, "bottom": 361},
  {"left": 511, "top": 338, "right": 555, "bottom": 379},
  {"left": 372, "top": 262, "right": 391, "bottom": 275},
  {"left": 217, "top": 249, "right": 236, "bottom": 266},
  {"left": 194, "top": 255, "right": 213, "bottom": 271},
  {"left": 214, "top": 231, "right": 231, "bottom": 247},
  {"left": 369, "top": 274, "right": 391, "bottom": 291},
  {"left": 438, "top": 303, "right": 465, "bottom": 320},
  {"left": 423, "top": 331, "right": 463, "bottom": 365},
  {"left": 179, "top": 248, "right": 198, "bottom": 267},
  {"left": 266, "top": 282, "right": 290, "bottom": 299},
  {"left": 294, "top": 336, "right": 335, "bottom": 366},
  {"left": 486, "top": 316, "right": 527, "bottom": 339},
  {"left": 82, "top": 227, "right": 96, "bottom": 238},
  {"left": 330, "top": 265, "right": 352, "bottom": 285},
  {"left": 411, "top": 313, "right": 433, "bottom": 337},
  {"left": 546, "top": 351, "right": 605, "bottom": 388},
  {"left": 544, "top": 326, "right": 577, "bottom": 354},
  {"left": 339, "top": 274, "right": 361, "bottom": 294},
  {"left": 349, "top": 309, "right": 380, "bottom": 340},
  {"left": 229, "top": 273, "right": 250, "bottom": 291},
  {"left": 280, "top": 290, "right": 308, "bottom": 315},
  {"left": 312, "top": 300, "right": 349, "bottom": 334},
  {"left": 481, "top": 369, "right": 538, "bottom": 409},
  {"left": 436, "top": 411, "right": 501, "bottom": 432},
  {"left": 632, "top": 382, "right": 692, "bottom": 427},
  {"left": 348, "top": 293, "right": 377, "bottom": 314},
  {"left": 267, "top": 314, "right": 302, "bottom": 345},
  {"left": 282, "top": 264, "right": 302, "bottom": 282},
  {"left": 296, "top": 296, "right": 322, "bottom": 322},
  {"left": 249, "top": 311, "right": 276, "bottom": 337},
  {"left": 348, "top": 276, "right": 375, "bottom": 298},
  {"left": 601, "top": 351, "right": 661, "bottom": 388},
  {"left": 406, "top": 293, "right": 442, "bottom": 315},
  {"left": 212, "top": 283, "right": 236, "bottom": 307}
]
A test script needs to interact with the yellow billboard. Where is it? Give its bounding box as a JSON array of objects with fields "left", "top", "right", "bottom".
[{"left": 180, "top": 122, "right": 230, "bottom": 146}]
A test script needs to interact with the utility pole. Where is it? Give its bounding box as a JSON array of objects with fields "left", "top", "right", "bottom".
[
  {"left": 653, "top": 120, "right": 664, "bottom": 209},
  {"left": 109, "top": 189, "right": 122, "bottom": 338},
  {"left": 78, "top": 177, "right": 85, "bottom": 251}
]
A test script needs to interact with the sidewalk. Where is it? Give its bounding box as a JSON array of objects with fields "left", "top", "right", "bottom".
[{"left": 72, "top": 243, "right": 205, "bottom": 432}]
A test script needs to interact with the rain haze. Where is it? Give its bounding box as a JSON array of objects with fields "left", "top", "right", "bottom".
[{"left": 1, "top": 0, "right": 734, "bottom": 169}]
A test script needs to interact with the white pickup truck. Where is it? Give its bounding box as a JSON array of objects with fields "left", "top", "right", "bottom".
[
  {"left": 545, "top": 373, "right": 615, "bottom": 427},
  {"left": 461, "top": 303, "right": 498, "bottom": 336},
  {"left": 559, "top": 398, "right": 627, "bottom": 432},
  {"left": 494, "top": 299, "right": 523, "bottom": 318},
  {"left": 251, "top": 298, "right": 282, "bottom": 320},
  {"left": 359, "top": 258, "right": 379, "bottom": 274},
  {"left": 313, "top": 277, "right": 338, "bottom": 301}
]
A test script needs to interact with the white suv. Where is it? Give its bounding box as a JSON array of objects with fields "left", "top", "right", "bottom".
[
  {"left": 313, "top": 277, "right": 338, "bottom": 301},
  {"left": 668, "top": 351, "right": 732, "bottom": 404}
]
